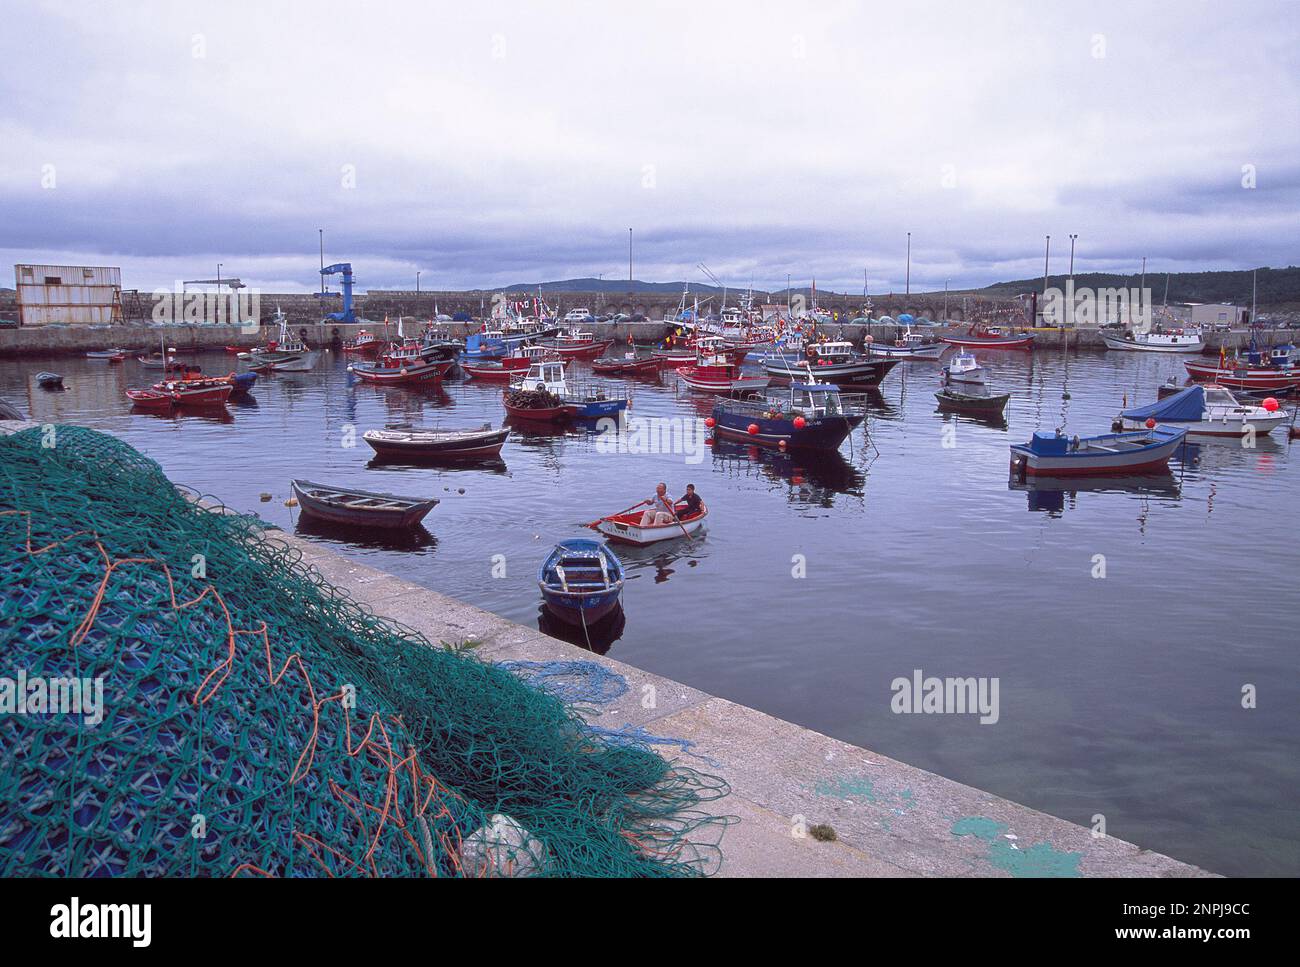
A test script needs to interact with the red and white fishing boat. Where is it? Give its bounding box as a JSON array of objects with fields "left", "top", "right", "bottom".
[
  {"left": 678, "top": 337, "right": 770, "bottom": 393},
  {"left": 546, "top": 330, "right": 613, "bottom": 359},
  {"left": 349, "top": 347, "right": 454, "bottom": 385},
  {"left": 151, "top": 377, "right": 234, "bottom": 407},
  {"left": 342, "top": 328, "right": 383, "bottom": 356},
  {"left": 463, "top": 344, "right": 563, "bottom": 381},
  {"left": 1184, "top": 358, "right": 1300, "bottom": 393},
  {"left": 942, "top": 323, "right": 1035, "bottom": 349}
]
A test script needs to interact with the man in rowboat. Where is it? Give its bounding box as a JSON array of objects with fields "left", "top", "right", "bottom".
[{"left": 638, "top": 482, "right": 677, "bottom": 527}]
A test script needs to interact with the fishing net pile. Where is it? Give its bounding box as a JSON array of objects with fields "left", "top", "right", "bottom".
[
  {"left": 0, "top": 425, "right": 729, "bottom": 877},
  {"left": 503, "top": 388, "right": 563, "bottom": 409}
]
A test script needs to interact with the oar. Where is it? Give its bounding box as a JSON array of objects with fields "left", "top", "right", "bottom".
[
  {"left": 670, "top": 509, "right": 693, "bottom": 543},
  {"left": 583, "top": 500, "right": 646, "bottom": 529}
]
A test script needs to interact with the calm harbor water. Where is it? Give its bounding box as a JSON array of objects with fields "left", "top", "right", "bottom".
[{"left": 4, "top": 346, "right": 1297, "bottom": 876}]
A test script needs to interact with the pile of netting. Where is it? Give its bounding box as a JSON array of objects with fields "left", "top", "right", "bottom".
[{"left": 0, "top": 425, "right": 730, "bottom": 877}]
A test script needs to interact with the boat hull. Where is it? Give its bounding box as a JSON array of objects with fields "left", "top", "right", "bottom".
[
  {"left": 350, "top": 359, "right": 453, "bottom": 384},
  {"left": 942, "top": 334, "right": 1034, "bottom": 349},
  {"left": 1104, "top": 334, "right": 1205, "bottom": 353},
  {"left": 596, "top": 507, "right": 707, "bottom": 545},
  {"left": 1119, "top": 414, "right": 1288, "bottom": 438},
  {"left": 364, "top": 429, "right": 509, "bottom": 461},
  {"left": 291, "top": 480, "right": 437, "bottom": 529},
  {"left": 1010, "top": 429, "right": 1186, "bottom": 476},
  {"left": 935, "top": 391, "right": 1009, "bottom": 414},
  {"left": 711, "top": 407, "right": 862, "bottom": 450},
  {"left": 1184, "top": 362, "right": 1300, "bottom": 392},
  {"left": 763, "top": 357, "right": 899, "bottom": 386},
  {"left": 551, "top": 339, "right": 614, "bottom": 359}
]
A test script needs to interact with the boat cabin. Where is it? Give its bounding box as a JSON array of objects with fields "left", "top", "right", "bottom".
[
  {"left": 515, "top": 360, "right": 568, "bottom": 394},
  {"left": 808, "top": 341, "right": 854, "bottom": 363}
]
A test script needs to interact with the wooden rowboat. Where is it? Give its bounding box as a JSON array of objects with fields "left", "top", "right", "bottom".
[
  {"left": 593, "top": 503, "right": 707, "bottom": 545},
  {"left": 935, "top": 389, "right": 1010, "bottom": 414},
  {"left": 363, "top": 425, "right": 510, "bottom": 461},
  {"left": 537, "top": 539, "right": 624, "bottom": 625},
  {"left": 291, "top": 479, "right": 439, "bottom": 529}
]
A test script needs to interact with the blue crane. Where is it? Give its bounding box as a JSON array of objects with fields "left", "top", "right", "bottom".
[{"left": 317, "top": 263, "right": 356, "bottom": 323}]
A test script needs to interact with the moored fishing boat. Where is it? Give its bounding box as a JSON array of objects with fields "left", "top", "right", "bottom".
[
  {"left": 591, "top": 501, "right": 708, "bottom": 545},
  {"left": 709, "top": 371, "right": 865, "bottom": 449},
  {"left": 763, "top": 340, "right": 899, "bottom": 386},
  {"left": 362, "top": 424, "right": 511, "bottom": 461},
  {"left": 678, "top": 336, "right": 770, "bottom": 393},
  {"left": 935, "top": 388, "right": 1010, "bottom": 415},
  {"left": 591, "top": 351, "right": 661, "bottom": 375},
  {"left": 867, "top": 326, "right": 946, "bottom": 360},
  {"left": 249, "top": 308, "right": 320, "bottom": 371},
  {"left": 1009, "top": 426, "right": 1187, "bottom": 477},
  {"left": 291, "top": 479, "right": 439, "bottom": 530},
  {"left": 537, "top": 539, "right": 625, "bottom": 626},
  {"left": 1184, "top": 357, "right": 1300, "bottom": 393},
  {"left": 342, "top": 328, "right": 383, "bottom": 356},
  {"left": 86, "top": 349, "right": 127, "bottom": 361},
  {"left": 125, "top": 388, "right": 174, "bottom": 411},
  {"left": 155, "top": 377, "right": 234, "bottom": 407},
  {"left": 942, "top": 350, "right": 987, "bottom": 385},
  {"left": 942, "top": 323, "right": 1034, "bottom": 349},
  {"left": 546, "top": 329, "right": 614, "bottom": 359},
  {"left": 349, "top": 349, "right": 454, "bottom": 385},
  {"left": 1103, "top": 327, "right": 1205, "bottom": 353},
  {"left": 463, "top": 344, "right": 562, "bottom": 381},
  {"left": 505, "top": 359, "right": 629, "bottom": 420},
  {"left": 1117, "top": 384, "right": 1289, "bottom": 439}
]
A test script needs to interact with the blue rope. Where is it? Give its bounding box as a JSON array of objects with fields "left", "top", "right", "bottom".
[
  {"left": 498, "top": 660, "right": 629, "bottom": 705},
  {"left": 587, "top": 725, "right": 723, "bottom": 769}
]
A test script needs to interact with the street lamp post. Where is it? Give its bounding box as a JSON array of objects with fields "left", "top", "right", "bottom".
[
  {"left": 416, "top": 271, "right": 421, "bottom": 295},
  {"left": 1068, "top": 234, "right": 1078, "bottom": 327}
]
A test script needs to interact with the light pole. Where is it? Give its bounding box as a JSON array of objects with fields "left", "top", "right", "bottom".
[
  {"left": 416, "top": 271, "right": 421, "bottom": 295},
  {"left": 905, "top": 232, "right": 911, "bottom": 297},
  {"left": 1068, "top": 234, "right": 1078, "bottom": 327},
  {"left": 943, "top": 279, "right": 949, "bottom": 322}
]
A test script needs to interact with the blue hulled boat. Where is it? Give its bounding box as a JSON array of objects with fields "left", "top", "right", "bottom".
[
  {"left": 538, "top": 539, "right": 625, "bottom": 625},
  {"left": 709, "top": 377, "right": 865, "bottom": 450}
]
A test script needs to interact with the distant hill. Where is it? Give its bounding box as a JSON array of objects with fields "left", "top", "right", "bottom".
[{"left": 972, "top": 266, "right": 1300, "bottom": 306}]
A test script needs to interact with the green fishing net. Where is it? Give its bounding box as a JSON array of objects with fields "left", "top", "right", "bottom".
[{"left": 0, "top": 425, "right": 729, "bottom": 877}]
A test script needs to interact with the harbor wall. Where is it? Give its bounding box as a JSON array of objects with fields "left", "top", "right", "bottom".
[{"left": 0, "top": 315, "right": 1288, "bottom": 358}]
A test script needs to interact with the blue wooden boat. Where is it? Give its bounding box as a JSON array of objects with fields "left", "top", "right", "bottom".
[
  {"left": 1009, "top": 425, "right": 1187, "bottom": 477},
  {"left": 463, "top": 332, "right": 508, "bottom": 361},
  {"left": 709, "top": 378, "right": 864, "bottom": 449},
  {"left": 537, "top": 539, "right": 624, "bottom": 626}
]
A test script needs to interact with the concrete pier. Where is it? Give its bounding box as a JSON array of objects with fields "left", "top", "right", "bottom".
[{"left": 276, "top": 525, "right": 1211, "bottom": 878}]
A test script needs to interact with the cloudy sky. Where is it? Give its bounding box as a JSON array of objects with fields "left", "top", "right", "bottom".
[{"left": 1, "top": 0, "right": 1297, "bottom": 294}]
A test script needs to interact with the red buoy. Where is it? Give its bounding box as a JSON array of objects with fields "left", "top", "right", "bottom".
[
  {"left": 793, "top": 416, "right": 807, "bottom": 429},
  {"left": 704, "top": 416, "right": 716, "bottom": 428},
  {"left": 747, "top": 423, "right": 759, "bottom": 435},
  {"left": 1262, "top": 397, "right": 1280, "bottom": 412},
  {"left": 1145, "top": 418, "right": 1156, "bottom": 429}
]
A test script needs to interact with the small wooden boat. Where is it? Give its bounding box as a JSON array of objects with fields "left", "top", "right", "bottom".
[
  {"left": 36, "top": 372, "right": 64, "bottom": 388},
  {"left": 291, "top": 479, "right": 438, "bottom": 530},
  {"left": 942, "top": 324, "right": 1034, "bottom": 349},
  {"left": 592, "top": 502, "right": 708, "bottom": 545},
  {"left": 591, "top": 352, "right": 661, "bottom": 375},
  {"left": 86, "top": 349, "right": 127, "bottom": 361},
  {"left": 125, "top": 388, "right": 175, "bottom": 411},
  {"left": 537, "top": 539, "right": 624, "bottom": 625},
  {"left": 349, "top": 353, "right": 453, "bottom": 385},
  {"left": 363, "top": 424, "right": 510, "bottom": 461},
  {"left": 1009, "top": 426, "right": 1187, "bottom": 477},
  {"left": 935, "top": 388, "right": 1010, "bottom": 414}
]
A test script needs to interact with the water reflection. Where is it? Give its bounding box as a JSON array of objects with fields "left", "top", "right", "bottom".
[
  {"left": 293, "top": 513, "right": 438, "bottom": 552},
  {"left": 537, "top": 603, "right": 625, "bottom": 655},
  {"left": 710, "top": 438, "right": 866, "bottom": 503},
  {"left": 616, "top": 537, "right": 709, "bottom": 583},
  {"left": 1008, "top": 472, "right": 1182, "bottom": 515}
]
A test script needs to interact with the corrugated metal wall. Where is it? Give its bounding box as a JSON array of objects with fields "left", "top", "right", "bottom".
[{"left": 14, "top": 264, "right": 121, "bottom": 326}]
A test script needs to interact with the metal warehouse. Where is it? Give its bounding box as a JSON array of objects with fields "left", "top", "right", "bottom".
[{"left": 14, "top": 263, "right": 122, "bottom": 326}]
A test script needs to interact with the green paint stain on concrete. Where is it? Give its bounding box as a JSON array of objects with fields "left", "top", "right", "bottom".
[
  {"left": 899, "top": 789, "right": 917, "bottom": 810},
  {"left": 952, "top": 816, "right": 1007, "bottom": 840},
  {"left": 951, "top": 817, "right": 1082, "bottom": 878},
  {"left": 813, "top": 775, "right": 878, "bottom": 802}
]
